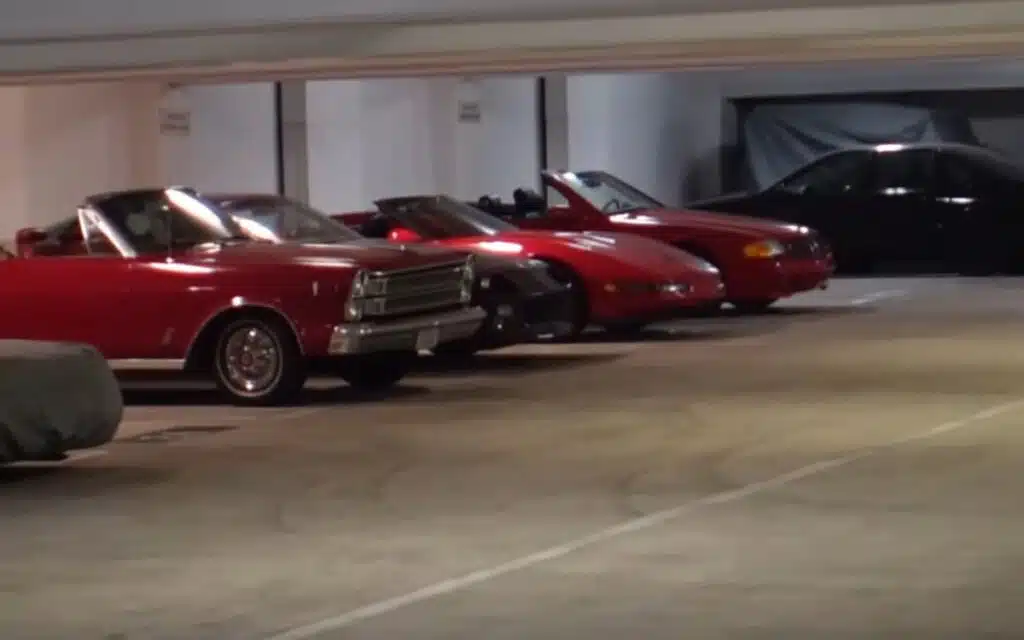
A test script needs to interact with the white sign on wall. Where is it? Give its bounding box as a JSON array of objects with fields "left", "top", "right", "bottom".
[
  {"left": 159, "top": 108, "right": 191, "bottom": 136},
  {"left": 457, "top": 101, "right": 481, "bottom": 123},
  {"left": 456, "top": 78, "right": 482, "bottom": 123}
]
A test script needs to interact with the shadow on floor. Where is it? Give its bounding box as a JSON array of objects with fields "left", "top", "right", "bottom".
[
  {"left": 567, "top": 305, "right": 873, "bottom": 345},
  {"left": 117, "top": 353, "right": 620, "bottom": 405},
  {"left": 417, "top": 352, "right": 623, "bottom": 376},
  {"left": 0, "top": 461, "right": 170, "bottom": 491},
  {"left": 734, "top": 305, "right": 875, "bottom": 317},
  {"left": 119, "top": 381, "right": 430, "bottom": 407}
]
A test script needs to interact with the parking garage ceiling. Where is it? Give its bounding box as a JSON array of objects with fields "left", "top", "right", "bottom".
[
  {"left": 0, "top": 0, "right": 959, "bottom": 37},
  {"left": 3, "top": 0, "right": 1024, "bottom": 83}
]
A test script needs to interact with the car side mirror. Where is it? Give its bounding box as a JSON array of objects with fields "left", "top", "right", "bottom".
[{"left": 388, "top": 227, "right": 422, "bottom": 243}]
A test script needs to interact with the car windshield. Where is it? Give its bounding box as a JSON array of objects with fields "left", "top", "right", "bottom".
[
  {"left": 90, "top": 188, "right": 248, "bottom": 254},
  {"left": 377, "top": 195, "right": 517, "bottom": 239},
  {"left": 213, "top": 195, "right": 362, "bottom": 244},
  {"left": 554, "top": 170, "right": 663, "bottom": 213}
]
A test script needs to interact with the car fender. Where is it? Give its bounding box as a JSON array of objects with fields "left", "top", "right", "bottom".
[{"left": 183, "top": 298, "right": 307, "bottom": 371}]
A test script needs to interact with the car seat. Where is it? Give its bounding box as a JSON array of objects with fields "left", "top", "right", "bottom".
[
  {"left": 512, "top": 188, "right": 546, "bottom": 217},
  {"left": 359, "top": 214, "right": 393, "bottom": 239},
  {"left": 476, "top": 195, "right": 501, "bottom": 210}
]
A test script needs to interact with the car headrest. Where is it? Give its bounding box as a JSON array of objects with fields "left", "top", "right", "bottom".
[{"left": 512, "top": 188, "right": 544, "bottom": 210}]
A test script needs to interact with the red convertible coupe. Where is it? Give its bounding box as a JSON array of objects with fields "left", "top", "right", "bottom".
[
  {"left": 4, "top": 187, "right": 485, "bottom": 405},
  {"left": 471, "top": 170, "right": 835, "bottom": 311},
  {"left": 335, "top": 195, "right": 726, "bottom": 336}
]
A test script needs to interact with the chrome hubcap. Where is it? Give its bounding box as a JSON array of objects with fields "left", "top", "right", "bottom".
[{"left": 222, "top": 326, "right": 280, "bottom": 394}]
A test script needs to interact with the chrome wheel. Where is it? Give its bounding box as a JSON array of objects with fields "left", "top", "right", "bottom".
[{"left": 219, "top": 325, "right": 281, "bottom": 396}]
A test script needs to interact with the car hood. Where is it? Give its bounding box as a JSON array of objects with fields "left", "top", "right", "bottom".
[
  {"left": 611, "top": 207, "right": 806, "bottom": 239},
  {"left": 187, "top": 239, "right": 467, "bottom": 271},
  {"left": 456, "top": 230, "right": 718, "bottom": 276}
]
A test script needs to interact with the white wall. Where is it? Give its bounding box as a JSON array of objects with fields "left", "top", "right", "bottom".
[
  {"left": 0, "top": 82, "right": 164, "bottom": 240},
  {"left": 0, "top": 75, "right": 538, "bottom": 243},
  {"left": 305, "top": 76, "right": 540, "bottom": 213},
  {"left": 453, "top": 76, "right": 540, "bottom": 198},
  {"left": 567, "top": 73, "right": 717, "bottom": 205},
  {"left": 0, "top": 89, "right": 31, "bottom": 238},
  {"left": 160, "top": 83, "right": 278, "bottom": 194}
]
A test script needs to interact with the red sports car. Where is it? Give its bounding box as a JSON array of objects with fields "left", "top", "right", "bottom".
[
  {"left": 5, "top": 187, "right": 485, "bottom": 405},
  {"left": 335, "top": 194, "right": 726, "bottom": 337},
  {"left": 471, "top": 170, "right": 835, "bottom": 312}
]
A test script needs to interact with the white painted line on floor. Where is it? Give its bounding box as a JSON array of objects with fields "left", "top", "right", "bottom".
[
  {"left": 850, "top": 289, "right": 909, "bottom": 306},
  {"left": 264, "top": 397, "right": 1024, "bottom": 640}
]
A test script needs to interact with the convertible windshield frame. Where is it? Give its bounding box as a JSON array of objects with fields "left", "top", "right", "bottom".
[
  {"left": 82, "top": 187, "right": 247, "bottom": 258},
  {"left": 552, "top": 170, "right": 664, "bottom": 214},
  {"left": 375, "top": 195, "right": 518, "bottom": 239}
]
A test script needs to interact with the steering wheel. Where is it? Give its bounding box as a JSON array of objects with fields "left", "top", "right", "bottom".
[{"left": 601, "top": 198, "right": 623, "bottom": 213}]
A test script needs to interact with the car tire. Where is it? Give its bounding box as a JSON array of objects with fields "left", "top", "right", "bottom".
[
  {"left": 213, "top": 315, "right": 306, "bottom": 406},
  {"left": 730, "top": 298, "right": 779, "bottom": 313},
  {"left": 538, "top": 260, "right": 588, "bottom": 338},
  {"left": 338, "top": 351, "right": 416, "bottom": 390}
]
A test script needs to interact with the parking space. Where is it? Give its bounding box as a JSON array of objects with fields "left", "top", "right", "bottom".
[{"left": 3, "top": 278, "right": 1024, "bottom": 639}]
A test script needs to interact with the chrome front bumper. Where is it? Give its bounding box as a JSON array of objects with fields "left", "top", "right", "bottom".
[{"left": 327, "top": 306, "right": 487, "bottom": 355}]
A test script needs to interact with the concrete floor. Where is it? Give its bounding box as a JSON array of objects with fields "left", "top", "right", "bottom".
[{"left": 3, "top": 277, "right": 1024, "bottom": 640}]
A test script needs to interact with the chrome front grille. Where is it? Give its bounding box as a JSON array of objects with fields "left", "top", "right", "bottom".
[{"left": 361, "top": 261, "right": 469, "bottom": 318}]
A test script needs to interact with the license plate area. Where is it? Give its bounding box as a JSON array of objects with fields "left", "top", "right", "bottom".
[{"left": 415, "top": 327, "right": 440, "bottom": 350}]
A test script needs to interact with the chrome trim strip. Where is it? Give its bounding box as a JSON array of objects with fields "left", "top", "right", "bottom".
[
  {"left": 328, "top": 306, "right": 486, "bottom": 355},
  {"left": 365, "top": 260, "right": 467, "bottom": 278}
]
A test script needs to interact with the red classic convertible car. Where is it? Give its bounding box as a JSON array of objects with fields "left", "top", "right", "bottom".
[
  {"left": 4, "top": 187, "right": 485, "bottom": 405},
  {"left": 335, "top": 194, "right": 726, "bottom": 336},
  {"left": 471, "top": 170, "right": 835, "bottom": 311}
]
